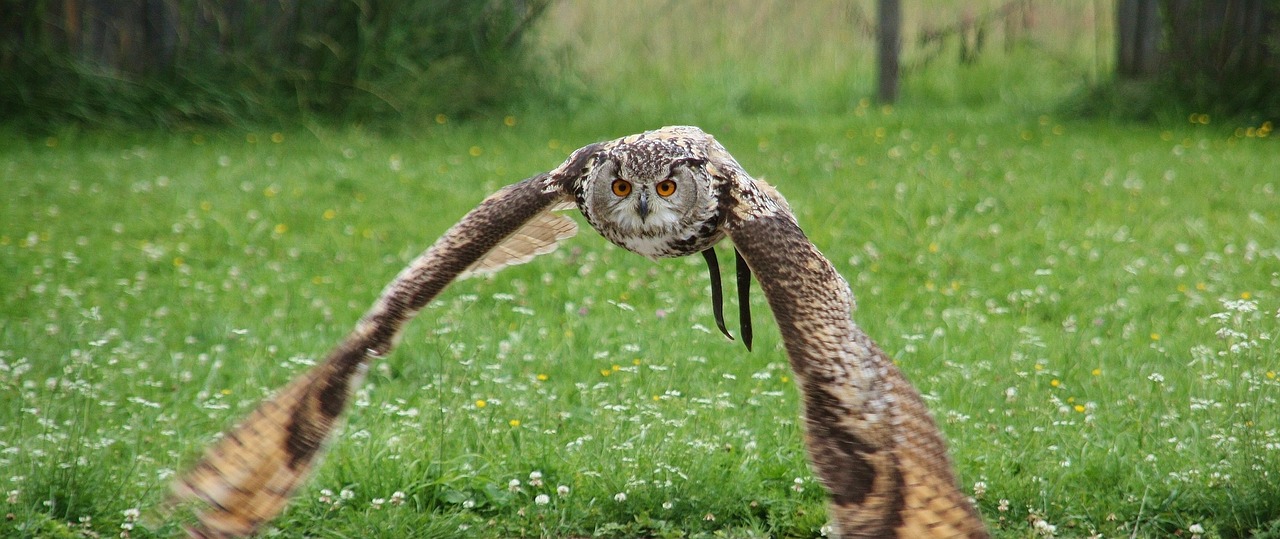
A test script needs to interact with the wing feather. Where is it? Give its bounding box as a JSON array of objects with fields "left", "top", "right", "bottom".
[
  {"left": 725, "top": 177, "right": 988, "bottom": 538},
  {"left": 165, "top": 366, "right": 340, "bottom": 538},
  {"left": 160, "top": 174, "right": 574, "bottom": 537},
  {"left": 458, "top": 203, "right": 577, "bottom": 278}
]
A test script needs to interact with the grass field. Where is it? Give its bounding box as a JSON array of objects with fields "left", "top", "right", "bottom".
[{"left": 4, "top": 3, "right": 1280, "bottom": 538}]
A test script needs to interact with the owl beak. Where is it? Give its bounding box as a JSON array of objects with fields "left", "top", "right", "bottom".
[{"left": 636, "top": 191, "right": 650, "bottom": 221}]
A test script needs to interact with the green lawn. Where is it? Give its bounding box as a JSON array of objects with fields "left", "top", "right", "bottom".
[
  {"left": 4, "top": 105, "right": 1278, "bottom": 538},
  {"left": 3, "top": 7, "right": 1280, "bottom": 535}
]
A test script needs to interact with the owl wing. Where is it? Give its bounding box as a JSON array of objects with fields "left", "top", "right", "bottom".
[
  {"left": 161, "top": 165, "right": 587, "bottom": 537},
  {"left": 459, "top": 200, "right": 578, "bottom": 278},
  {"left": 722, "top": 178, "right": 988, "bottom": 538}
]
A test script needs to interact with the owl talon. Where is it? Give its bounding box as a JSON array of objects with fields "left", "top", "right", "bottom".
[
  {"left": 701, "top": 248, "right": 734, "bottom": 342},
  {"left": 735, "top": 249, "right": 753, "bottom": 351}
]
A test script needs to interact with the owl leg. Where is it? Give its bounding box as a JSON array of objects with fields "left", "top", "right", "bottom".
[
  {"left": 700, "top": 248, "right": 734, "bottom": 343},
  {"left": 735, "top": 249, "right": 753, "bottom": 351}
]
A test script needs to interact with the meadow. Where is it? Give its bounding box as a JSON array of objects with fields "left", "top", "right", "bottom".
[{"left": 3, "top": 2, "right": 1280, "bottom": 538}]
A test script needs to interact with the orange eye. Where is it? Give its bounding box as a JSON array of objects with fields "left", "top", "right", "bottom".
[
  {"left": 655, "top": 179, "right": 677, "bottom": 197},
  {"left": 611, "top": 179, "right": 632, "bottom": 197}
]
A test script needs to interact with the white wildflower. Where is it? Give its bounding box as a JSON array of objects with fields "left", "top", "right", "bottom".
[
  {"left": 1033, "top": 518, "right": 1057, "bottom": 536},
  {"left": 534, "top": 494, "right": 550, "bottom": 505},
  {"left": 1222, "top": 299, "right": 1257, "bottom": 313},
  {"left": 120, "top": 507, "right": 140, "bottom": 532},
  {"left": 613, "top": 492, "right": 627, "bottom": 502}
]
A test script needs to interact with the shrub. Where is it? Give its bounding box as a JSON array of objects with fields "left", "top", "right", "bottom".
[{"left": 0, "top": 0, "right": 551, "bottom": 129}]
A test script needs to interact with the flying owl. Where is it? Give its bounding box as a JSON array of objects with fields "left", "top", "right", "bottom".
[{"left": 162, "top": 126, "right": 988, "bottom": 538}]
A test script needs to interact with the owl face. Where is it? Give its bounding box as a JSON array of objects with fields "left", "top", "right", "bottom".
[{"left": 576, "top": 135, "right": 727, "bottom": 259}]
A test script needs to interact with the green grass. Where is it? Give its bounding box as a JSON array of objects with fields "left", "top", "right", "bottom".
[{"left": 4, "top": 3, "right": 1280, "bottom": 538}]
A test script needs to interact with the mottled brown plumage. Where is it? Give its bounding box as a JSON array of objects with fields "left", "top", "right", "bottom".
[
  {"left": 161, "top": 126, "right": 987, "bottom": 538},
  {"left": 161, "top": 170, "right": 587, "bottom": 537}
]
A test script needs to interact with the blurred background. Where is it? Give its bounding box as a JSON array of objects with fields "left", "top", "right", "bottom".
[{"left": 1, "top": 0, "right": 1276, "bottom": 130}]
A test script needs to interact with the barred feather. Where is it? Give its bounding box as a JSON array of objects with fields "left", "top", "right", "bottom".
[
  {"left": 161, "top": 173, "right": 578, "bottom": 537},
  {"left": 459, "top": 202, "right": 578, "bottom": 278},
  {"left": 725, "top": 170, "right": 988, "bottom": 538},
  {"left": 165, "top": 361, "right": 362, "bottom": 538}
]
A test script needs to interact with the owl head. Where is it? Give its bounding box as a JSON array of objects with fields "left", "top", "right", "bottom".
[{"left": 566, "top": 126, "right": 731, "bottom": 259}]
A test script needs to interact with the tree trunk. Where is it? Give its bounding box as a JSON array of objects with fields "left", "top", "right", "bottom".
[
  {"left": 877, "top": 0, "right": 901, "bottom": 104},
  {"left": 1163, "top": 0, "right": 1279, "bottom": 114},
  {"left": 1164, "top": 0, "right": 1276, "bottom": 78},
  {"left": 1116, "top": 0, "right": 1163, "bottom": 78}
]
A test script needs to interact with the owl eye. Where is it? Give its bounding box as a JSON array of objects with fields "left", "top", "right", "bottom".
[
  {"left": 611, "top": 179, "right": 632, "bottom": 197},
  {"left": 655, "top": 179, "right": 677, "bottom": 197}
]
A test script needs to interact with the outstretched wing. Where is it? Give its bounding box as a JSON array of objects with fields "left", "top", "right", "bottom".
[
  {"left": 722, "top": 176, "right": 988, "bottom": 538},
  {"left": 161, "top": 152, "right": 594, "bottom": 537}
]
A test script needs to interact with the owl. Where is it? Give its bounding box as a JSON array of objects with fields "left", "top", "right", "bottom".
[{"left": 161, "top": 126, "right": 988, "bottom": 538}]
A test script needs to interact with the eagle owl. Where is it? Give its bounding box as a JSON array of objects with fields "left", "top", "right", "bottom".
[{"left": 162, "top": 126, "right": 988, "bottom": 538}]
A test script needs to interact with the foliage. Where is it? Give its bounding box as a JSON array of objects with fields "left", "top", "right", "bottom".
[
  {"left": 1089, "top": 0, "right": 1280, "bottom": 122},
  {"left": 1161, "top": 0, "right": 1280, "bottom": 121},
  {"left": 0, "top": 0, "right": 550, "bottom": 130}
]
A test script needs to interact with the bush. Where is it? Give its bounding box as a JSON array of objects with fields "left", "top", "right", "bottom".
[
  {"left": 0, "top": 0, "right": 550, "bottom": 129},
  {"left": 1090, "top": 0, "right": 1280, "bottom": 123}
]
